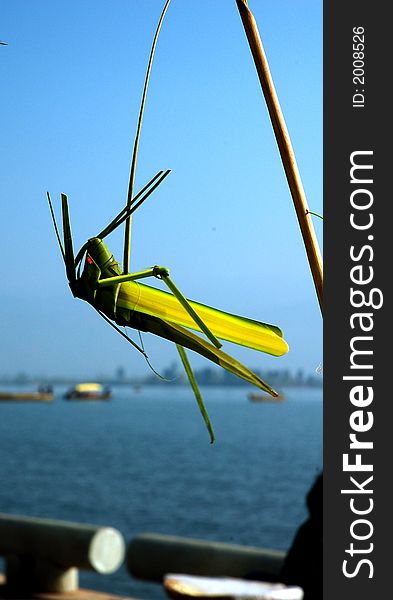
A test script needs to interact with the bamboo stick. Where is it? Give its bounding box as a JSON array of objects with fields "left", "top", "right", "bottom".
[{"left": 235, "top": 0, "right": 323, "bottom": 313}]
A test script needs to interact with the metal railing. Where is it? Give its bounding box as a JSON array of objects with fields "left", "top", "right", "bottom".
[
  {"left": 0, "top": 514, "right": 287, "bottom": 597},
  {"left": 127, "top": 532, "right": 285, "bottom": 583}
]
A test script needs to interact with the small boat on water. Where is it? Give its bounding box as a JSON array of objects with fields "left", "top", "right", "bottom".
[
  {"left": 248, "top": 392, "right": 285, "bottom": 403},
  {"left": 64, "top": 382, "right": 112, "bottom": 400},
  {"left": 0, "top": 386, "right": 54, "bottom": 402}
]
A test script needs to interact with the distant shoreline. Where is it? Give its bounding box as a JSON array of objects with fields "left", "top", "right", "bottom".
[{"left": 0, "top": 372, "right": 322, "bottom": 389}]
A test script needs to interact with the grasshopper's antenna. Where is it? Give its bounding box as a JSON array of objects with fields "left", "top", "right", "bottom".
[
  {"left": 98, "top": 170, "right": 171, "bottom": 240},
  {"left": 122, "top": 0, "right": 171, "bottom": 274},
  {"left": 73, "top": 169, "right": 171, "bottom": 269},
  {"left": 47, "top": 192, "right": 66, "bottom": 263},
  {"left": 61, "top": 193, "right": 77, "bottom": 285}
]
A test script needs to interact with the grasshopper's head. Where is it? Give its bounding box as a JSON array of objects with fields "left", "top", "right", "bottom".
[
  {"left": 76, "top": 238, "right": 123, "bottom": 313},
  {"left": 84, "top": 238, "right": 122, "bottom": 277},
  {"left": 84, "top": 238, "right": 116, "bottom": 272},
  {"left": 74, "top": 238, "right": 122, "bottom": 303}
]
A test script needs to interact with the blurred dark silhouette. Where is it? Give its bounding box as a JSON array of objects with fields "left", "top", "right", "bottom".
[{"left": 280, "top": 473, "right": 323, "bottom": 599}]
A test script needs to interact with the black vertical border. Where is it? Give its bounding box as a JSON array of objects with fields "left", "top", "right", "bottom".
[{"left": 324, "top": 1, "right": 391, "bottom": 598}]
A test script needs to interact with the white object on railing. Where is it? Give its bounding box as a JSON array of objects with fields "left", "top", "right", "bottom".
[
  {"left": 0, "top": 512, "right": 125, "bottom": 593},
  {"left": 164, "top": 573, "right": 303, "bottom": 599}
]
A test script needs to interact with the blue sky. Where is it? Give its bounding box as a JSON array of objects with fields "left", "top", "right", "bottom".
[{"left": 0, "top": 0, "right": 322, "bottom": 380}]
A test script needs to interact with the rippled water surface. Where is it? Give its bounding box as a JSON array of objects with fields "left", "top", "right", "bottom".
[{"left": 0, "top": 384, "right": 322, "bottom": 598}]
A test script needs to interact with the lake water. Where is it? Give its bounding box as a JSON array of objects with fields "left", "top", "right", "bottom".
[{"left": 0, "top": 384, "right": 322, "bottom": 599}]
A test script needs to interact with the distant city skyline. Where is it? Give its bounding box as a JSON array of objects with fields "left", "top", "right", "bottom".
[{"left": 0, "top": 363, "right": 322, "bottom": 389}]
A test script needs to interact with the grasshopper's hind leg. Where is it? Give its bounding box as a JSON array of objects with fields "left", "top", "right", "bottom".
[
  {"left": 153, "top": 267, "right": 222, "bottom": 349},
  {"left": 97, "top": 265, "right": 223, "bottom": 349},
  {"left": 176, "top": 344, "right": 215, "bottom": 444}
]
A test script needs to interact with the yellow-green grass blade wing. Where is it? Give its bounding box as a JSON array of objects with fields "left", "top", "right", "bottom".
[{"left": 116, "top": 280, "right": 288, "bottom": 357}]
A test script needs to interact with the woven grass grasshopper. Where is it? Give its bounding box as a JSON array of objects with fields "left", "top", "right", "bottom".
[{"left": 47, "top": 0, "right": 288, "bottom": 442}]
